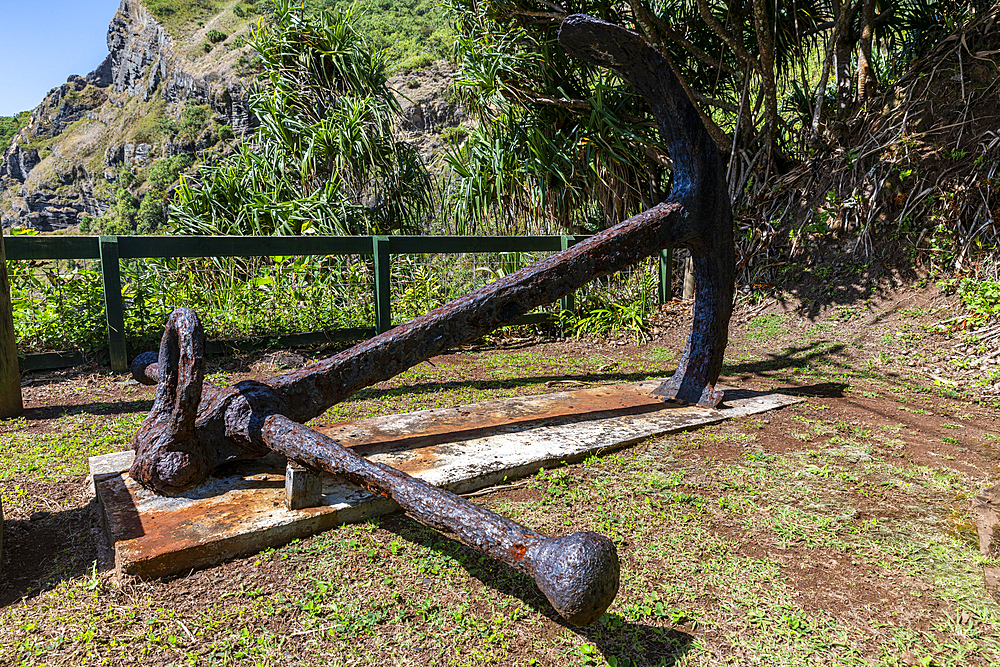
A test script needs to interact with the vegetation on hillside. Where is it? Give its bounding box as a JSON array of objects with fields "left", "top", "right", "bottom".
[
  {"left": 145, "top": 0, "right": 226, "bottom": 33},
  {"left": 310, "top": 0, "right": 453, "bottom": 71},
  {"left": 83, "top": 97, "right": 225, "bottom": 235},
  {"left": 0, "top": 111, "right": 30, "bottom": 148},
  {"left": 171, "top": 0, "right": 433, "bottom": 236},
  {"left": 445, "top": 1, "right": 994, "bottom": 236}
]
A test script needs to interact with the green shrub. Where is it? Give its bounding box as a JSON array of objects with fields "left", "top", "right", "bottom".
[
  {"left": 559, "top": 302, "right": 651, "bottom": 343},
  {"left": 179, "top": 102, "right": 212, "bottom": 142},
  {"left": 440, "top": 125, "right": 468, "bottom": 145},
  {"left": 147, "top": 154, "right": 194, "bottom": 191},
  {"left": 137, "top": 193, "right": 165, "bottom": 234},
  {"left": 206, "top": 29, "right": 228, "bottom": 43},
  {"left": 0, "top": 111, "right": 29, "bottom": 148},
  {"left": 944, "top": 277, "right": 1000, "bottom": 324}
]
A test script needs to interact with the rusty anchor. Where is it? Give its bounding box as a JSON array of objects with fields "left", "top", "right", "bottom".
[
  {"left": 132, "top": 309, "right": 620, "bottom": 626},
  {"left": 127, "top": 16, "right": 733, "bottom": 625}
]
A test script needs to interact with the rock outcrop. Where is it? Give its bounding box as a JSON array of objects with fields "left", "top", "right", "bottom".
[
  {"left": 389, "top": 62, "right": 467, "bottom": 166},
  {"left": 0, "top": 0, "right": 465, "bottom": 232},
  {"left": 0, "top": 0, "right": 253, "bottom": 231}
]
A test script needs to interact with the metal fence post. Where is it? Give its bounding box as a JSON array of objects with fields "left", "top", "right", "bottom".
[
  {"left": 658, "top": 248, "right": 673, "bottom": 304},
  {"left": 99, "top": 236, "right": 128, "bottom": 372},
  {"left": 559, "top": 235, "right": 576, "bottom": 314},
  {"left": 372, "top": 236, "right": 391, "bottom": 334}
]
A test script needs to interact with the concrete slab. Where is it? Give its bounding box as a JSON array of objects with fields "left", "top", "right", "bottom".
[
  {"left": 92, "top": 381, "right": 803, "bottom": 580},
  {"left": 89, "top": 450, "right": 135, "bottom": 495}
]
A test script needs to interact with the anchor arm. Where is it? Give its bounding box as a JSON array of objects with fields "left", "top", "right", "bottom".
[{"left": 558, "top": 15, "right": 735, "bottom": 407}]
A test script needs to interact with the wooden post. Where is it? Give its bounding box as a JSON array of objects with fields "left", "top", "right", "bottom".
[
  {"left": 682, "top": 255, "right": 695, "bottom": 301},
  {"left": 0, "top": 232, "right": 23, "bottom": 417},
  {"left": 559, "top": 235, "right": 577, "bottom": 314}
]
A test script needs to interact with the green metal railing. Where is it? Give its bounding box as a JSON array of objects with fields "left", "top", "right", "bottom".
[{"left": 7, "top": 234, "right": 674, "bottom": 372}]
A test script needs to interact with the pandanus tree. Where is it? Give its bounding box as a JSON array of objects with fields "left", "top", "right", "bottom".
[
  {"left": 444, "top": 0, "right": 981, "bottom": 226},
  {"left": 443, "top": 0, "right": 822, "bottom": 230},
  {"left": 171, "top": 0, "right": 432, "bottom": 236}
]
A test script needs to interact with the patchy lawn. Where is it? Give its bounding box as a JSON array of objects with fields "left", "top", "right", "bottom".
[{"left": 1, "top": 283, "right": 999, "bottom": 666}]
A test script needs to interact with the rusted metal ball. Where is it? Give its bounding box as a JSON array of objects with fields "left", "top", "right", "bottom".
[{"left": 526, "top": 531, "right": 620, "bottom": 626}]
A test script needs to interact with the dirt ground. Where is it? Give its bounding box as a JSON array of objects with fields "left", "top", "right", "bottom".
[{"left": 2, "top": 280, "right": 999, "bottom": 666}]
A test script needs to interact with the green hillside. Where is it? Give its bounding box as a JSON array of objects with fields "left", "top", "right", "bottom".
[
  {"left": 310, "top": 0, "right": 452, "bottom": 70},
  {"left": 0, "top": 111, "right": 30, "bottom": 149}
]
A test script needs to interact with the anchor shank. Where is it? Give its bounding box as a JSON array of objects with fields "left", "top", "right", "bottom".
[
  {"left": 268, "top": 200, "right": 688, "bottom": 424},
  {"left": 559, "top": 16, "right": 735, "bottom": 406}
]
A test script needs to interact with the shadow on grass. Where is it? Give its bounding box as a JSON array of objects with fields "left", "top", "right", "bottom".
[
  {"left": 0, "top": 499, "right": 102, "bottom": 609},
  {"left": 345, "top": 371, "right": 657, "bottom": 403},
  {"left": 23, "top": 400, "right": 154, "bottom": 420},
  {"left": 778, "top": 382, "right": 850, "bottom": 398},
  {"left": 721, "top": 341, "right": 849, "bottom": 377},
  {"left": 381, "top": 516, "right": 694, "bottom": 666},
  {"left": 771, "top": 260, "right": 921, "bottom": 322}
]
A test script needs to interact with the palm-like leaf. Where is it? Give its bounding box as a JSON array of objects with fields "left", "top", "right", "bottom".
[{"left": 171, "top": 0, "right": 431, "bottom": 236}]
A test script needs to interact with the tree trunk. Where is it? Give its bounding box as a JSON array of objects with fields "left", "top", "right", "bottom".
[
  {"left": 833, "top": 0, "right": 859, "bottom": 117},
  {"left": 857, "top": 0, "right": 876, "bottom": 102},
  {"left": 752, "top": 0, "right": 779, "bottom": 166},
  {"left": 683, "top": 255, "right": 695, "bottom": 300},
  {"left": 811, "top": 0, "right": 853, "bottom": 139}
]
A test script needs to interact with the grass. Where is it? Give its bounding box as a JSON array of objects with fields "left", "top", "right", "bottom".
[
  {"left": 144, "top": 0, "right": 225, "bottom": 36},
  {"left": 744, "top": 313, "right": 788, "bottom": 341},
  {"left": 2, "top": 302, "right": 999, "bottom": 665}
]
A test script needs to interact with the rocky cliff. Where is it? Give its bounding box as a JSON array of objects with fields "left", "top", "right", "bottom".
[{"left": 0, "top": 0, "right": 254, "bottom": 231}]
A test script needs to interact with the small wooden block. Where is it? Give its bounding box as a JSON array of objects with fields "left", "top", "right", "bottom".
[{"left": 284, "top": 461, "right": 323, "bottom": 510}]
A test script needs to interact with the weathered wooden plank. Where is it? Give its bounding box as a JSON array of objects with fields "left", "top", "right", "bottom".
[{"left": 18, "top": 350, "right": 87, "bottom": 373}]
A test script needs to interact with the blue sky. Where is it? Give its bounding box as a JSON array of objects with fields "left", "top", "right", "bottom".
[{"left": 0, "top": 0, "right": 123, "bottom": 116}]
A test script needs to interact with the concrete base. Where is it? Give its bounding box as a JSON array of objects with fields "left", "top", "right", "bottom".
[{"left": 91, "top": 381, "right": 803, "bottom": 580}]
